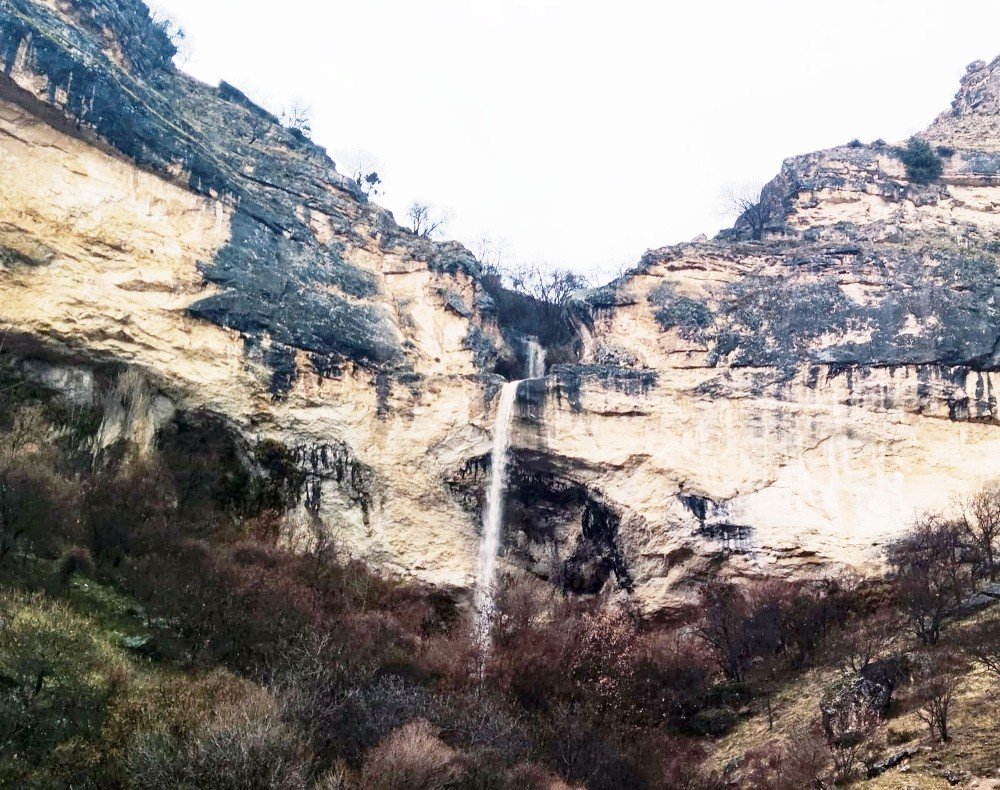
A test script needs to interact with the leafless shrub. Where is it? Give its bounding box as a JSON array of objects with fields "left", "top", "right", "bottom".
[
  {"left": 637, "top": 734, "right": 725, "bottom": 790},
  {"left": 406, "top": 202, "right": 449, "bottom": 239},
  {"left": 886, "top": 516, "right": 971, "bottom": 645},
  {"left": 504, "top": 263, "right": 589, "bottom": 306},
  {"left": 337, "top": 148, "right": 383, "bottom": 198},
  {"left": 741, "top": 731, "right": 828, "bottom": 789},
  {"left": 501, "top": 762, "right": 576, "bottom": 789},
  {"left": 275, "top": 634, "right": 441, "bottom": 764},
  {"left": 835, "top": 609, "right": 898, "bottom": 676},
  {"left": 4, "top": 404, "right": 47, "bottom": 460},
  {"left": 312, "top": 761, "right": 353, "bottom": 789},
  {"left": 125, "top": 688, "right": 311, "bottom": 789},
  {"left": 961, "top": 483, "right": 1000, "bottom": 581},
  {"left": 826, "top": 707, "right": 881, "bottom": 785},
  {"left": 84, "top": 458, "right": 173, "bottom": 565},
  {"left": 724, "top": 182, "right": 775, "bottom": 240},
  {"left": 473, "top": 235, "right": 509, "bottom": 279},
  {"left": 694, "top": 581, "right": 762, "bottom": 683},
  {"left": 915, "top": 651, "right": 966, "bottom": 742},
  {"left": 960, "top": 619, "right": 1000, "bottom": 684},
  {"left": 281, "top": 102, "right": 314, "bottom": 136},
  {"left": 0, "top": 454, "right": 72, "bottom": 559},
  {"left": 360, "top": 719, "right": 461, "bottom": 790}
]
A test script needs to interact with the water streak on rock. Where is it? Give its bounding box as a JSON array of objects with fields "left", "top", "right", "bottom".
[
  {"left": 473, "top": 380, "right": 520, "bottom": 649},
  {"left": 526, "top": 337, "right": 547, "bottom": 379}
]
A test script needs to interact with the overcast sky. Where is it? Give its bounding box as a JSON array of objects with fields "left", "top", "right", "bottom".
[{"left": 150, "top": 0, "right": 1000, "bottom": 280}]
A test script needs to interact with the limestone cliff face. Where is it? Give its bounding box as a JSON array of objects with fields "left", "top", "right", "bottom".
[
  {"left": 2, "top": 0, "right": 1000, "bottom": 611},
  {"left": 552, "top": 58, "right": 1000, "bottom": 609},
  {"left": 0, "top": 0, "right": 507, "bottom": 593}
]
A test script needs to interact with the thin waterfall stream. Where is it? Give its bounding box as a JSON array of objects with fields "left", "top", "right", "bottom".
[
  {"left": 526, "top": 337, "right": 547, "bottom": 380},
  {"left": 473, "top": 339, "right": 548, "bottom": 650},
  {"left": 473, "top": 380, "right": 520, "bottom": 649}
]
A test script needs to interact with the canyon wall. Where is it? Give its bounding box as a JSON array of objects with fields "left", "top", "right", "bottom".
[{"left": 2, "top": 0, "right": 999, "bottom": 610}]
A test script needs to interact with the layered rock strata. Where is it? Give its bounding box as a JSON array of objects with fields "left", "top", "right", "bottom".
[{"left": 3, "top": 0, "right": 1000, "bottom": 609}]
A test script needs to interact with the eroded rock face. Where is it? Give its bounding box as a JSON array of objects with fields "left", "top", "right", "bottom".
[
  {"left": 2, "top": 0, "right": 1000, "bottom": 611},
  {"left": 0, "top": 0, "right": 506, "bottom": 594},
  {"left": 549, "top": 66, "right": 1000, "bottom": 607}
]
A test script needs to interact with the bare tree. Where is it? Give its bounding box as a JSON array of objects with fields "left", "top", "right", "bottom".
[
  {"left": 694, "top": 581, "right": 754, "bottom": 683},
  {"left": 406, "top": 202, "right": 448, "bottom": 239},
  {"left": 337, "top": 148, "right": 383, "bottom": 198},
  {"left": 243, "top": 114, "right": 272, "bottom": 146},
  {"left": 835, "top": 609, "right": 898, "bottom": 676},
  {"left": 960, "top": 621, "right": 1000, "bottom": 685},
  {"left": 725, "top": 182, "right": 773, "bottom": 241},
  {"left": 915, "top": 652, "right": 966, "bottom": 742},
  {"left": 828, "top": 707, "right": 881, "bottom": 785},
  {"left": 506, "top": 263, "right": 588, "bottom": 306},
  {"left": 962, "top": 483, "right": 1000, "bottom": 581},
  {"left": 473, "top": 236, "right": 509, "bottom": 279},
  {"left": 584, "top": 259, "right": 632, "bottom": 286},
  {"left": 886, "top": 516, "right": 970, "bottom": 645},
  {"left": 281, "top": 101, "right": 314, "bottom": 136}
]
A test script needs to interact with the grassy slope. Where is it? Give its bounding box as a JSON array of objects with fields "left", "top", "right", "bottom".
[
  {"left": 709, "top": 606, "right": 1000, "bottom": 788},
  {"left": 0, "top": 556, "right": 252, "bottom": 788}
]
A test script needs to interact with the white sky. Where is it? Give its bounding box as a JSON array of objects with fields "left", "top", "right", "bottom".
[{"left": 150, "top": 0, "right": 1000, "bottom": 280}]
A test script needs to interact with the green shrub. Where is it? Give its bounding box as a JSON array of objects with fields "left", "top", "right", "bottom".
[
  {"left": 647, "top": 284, "right": 714, "bottom": 340},
  {"left": 898, "top": 137, "right": 943, "bottom": 184},
  {"left": 0, "top": 590, "right": 131, "bottom": 786},
  {"left": 687, "top": 707, "right": 737, "bottom": 737}
]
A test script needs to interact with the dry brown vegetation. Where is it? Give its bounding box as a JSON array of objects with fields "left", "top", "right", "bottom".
[{"left": 2, "top": 360, "right": 1000, "bottom": 787}]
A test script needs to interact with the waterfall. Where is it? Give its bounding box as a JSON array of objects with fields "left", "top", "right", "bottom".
[
  {"left": 525, "top": 337, "right": 547, "bottom": 379},
  {"left": 473, "top": 338, "right": 548, "bottom": 651},
  {"left": 473, "top": 380, "right": 520, "bottom": 650}
]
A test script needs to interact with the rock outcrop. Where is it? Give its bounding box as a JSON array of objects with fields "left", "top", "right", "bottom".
[
  {"left": 2, "top": 0, "right": 1000, "bottom": 611},
  {"left": 520, "top": 59, "right": 1000, "bottom": 608}
]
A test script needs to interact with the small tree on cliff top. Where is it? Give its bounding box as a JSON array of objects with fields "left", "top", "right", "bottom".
[
  {"left": 898, "top": 137, "right": 943, "bottom": 185},
  {"left": 724, "top": 182, "right": 774, "bottom": 241},
  {"left": 406, "top": 202, "right": 448, "bottom": 239}
]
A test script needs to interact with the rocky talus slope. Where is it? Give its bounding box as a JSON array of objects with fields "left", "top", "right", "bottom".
[{"left": 2, "top": 0, "right": 1000, "bottom": 610}]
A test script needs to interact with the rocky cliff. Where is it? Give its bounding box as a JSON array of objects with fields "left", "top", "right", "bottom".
[
  {"left": 0, "top": 0, "right": 510, "bottom": 595},
  {"left": 2, "top": 0, "right": 1000, "bottom": 611},
  {"left": 553, "top": 58, "right": 1000, "bottom": 608}
]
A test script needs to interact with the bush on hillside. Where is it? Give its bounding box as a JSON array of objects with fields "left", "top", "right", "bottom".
[
  {"left": 360, "top": 719, "right": 461, "bottom": 790},
  {"left": 125, "top": 689, "right": 311, "bottom": 790},
  {"left": 898, "top": 137, "right": 944, "bottom": 184}
]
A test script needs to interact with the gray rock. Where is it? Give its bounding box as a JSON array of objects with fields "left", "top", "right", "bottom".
[
  {"left": 867, "top": 749, "right": 916, "bottom": 779},
  {"left": 821, "top": 675, "right": 892, "bottom": 745},
  {"left": 981, "top": 582, "right": 1000, "bottom": 598}
]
